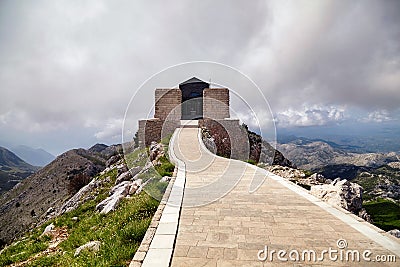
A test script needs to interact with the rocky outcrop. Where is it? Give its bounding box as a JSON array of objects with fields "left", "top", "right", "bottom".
[
  {"left": 310, "top": 178, "right": 371, "bottom": 221},
  {"left": 58, "top": 176, "right": 110, "bottom": 215},
  {"left": 74, "top": 241, "right": 101, "bottom": 257},
  {"left": 266, "top": 166, "right": 331, "bottom": 186},
  {"left": 96, "top": 180, "right": 142, "bottom": 214},
  {"left": 388, "top": 229, "right": 400, "bottom": 238},
  {"left": 149, "top": 142, "right": 165, "bottom": 164}
]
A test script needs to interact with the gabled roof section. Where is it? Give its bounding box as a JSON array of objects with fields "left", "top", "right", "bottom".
[{"left": 179, "top": 77, "right": 207, "bottom": 85}]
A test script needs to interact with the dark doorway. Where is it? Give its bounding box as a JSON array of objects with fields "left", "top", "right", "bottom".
[{"left": 179, "top": 77, "right": 209, "bottom": 120}]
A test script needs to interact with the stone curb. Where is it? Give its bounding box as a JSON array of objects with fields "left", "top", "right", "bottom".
[
  {"left": 128, "top": 168, "right": 176, "bottom": 267},
  {"left": 130, "top": 128, "right": 186, "bottom": 267}
]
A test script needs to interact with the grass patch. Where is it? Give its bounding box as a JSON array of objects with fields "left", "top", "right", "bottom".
[
  {"left": 0, "top": 191, "right": 159, "bottom": 267},
  {"left": 363, "top": 198, "right": 400, "bottom": 231},
  {"left": 125, "top": 148, "right": 147, "bottom": 169},
  {"left": 0, "top": 231, "right": 50, "bottom": 266},
  {"left": 155, "top": 156, "right": 175, "bottom": 177},
  {"left": 245, "top": 159, "right": 257, "bottom": 165}
]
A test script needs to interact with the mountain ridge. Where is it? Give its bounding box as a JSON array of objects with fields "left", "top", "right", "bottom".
[
  {"left": 10, "top": 145, "right": 55, "bottom": 167},
  {"left": 0, "top": 147, "right": 39, "bottom": 194},
  {"left": 0, "top": 143, "right": 121, "bottom": 246}
]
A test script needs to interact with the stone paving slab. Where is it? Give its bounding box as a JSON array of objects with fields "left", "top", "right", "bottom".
[{"left": 170, "top": 127, "right": 400, "bottom": 266}]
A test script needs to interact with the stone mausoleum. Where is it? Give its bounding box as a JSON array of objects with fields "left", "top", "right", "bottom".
[{"left": 137, "top": 77, "right": 249, "bottom": 159}]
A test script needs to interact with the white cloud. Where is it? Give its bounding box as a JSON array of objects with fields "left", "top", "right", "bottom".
[
  {"left": 361, "top": 110, "right": 392, "bottom": 123},
  {"left": 275, "top": 105, "right": 346, "bottom": 127},
  {"left": 0, "top": 0, "right": 399, "bottom": 153},
  {"left": 93, "top": 118, "right": 124, "bottom": 141}
]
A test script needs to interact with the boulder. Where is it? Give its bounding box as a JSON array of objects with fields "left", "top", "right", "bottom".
[
  {"left": 59, "top": 178, "right": 101, "bottom": 214},
  {"left": 74, "top": 241, "right": 101, "bottom": 257},
  {"left": 310, "top": 178, "right": 363, "bottom": 213},
  {"left": 106, "top": 155, "right": 121, "bottom": 167},
  {"left": 45, "top": 207, "right": 55, "bottom": 216},
  {"left": 129, "top": 179, "right": 142, "bottom": 195},
  {"left": 161, "top": 176, "right": 171, "bottom": 182},
  {"left": 358, "top": 208, "right": 372, "bottom": 223},
  {"left": 42, "top": 223, "right": 55, "bottom": 235},
  {"left": 96, "top": 181, "right": 132, "bottom": 214},
  {"left": 149, "top": 142, "right": 164, "bottom": 162},
  {"left": 115, "top": 171, "right": 132, "bottom": 185},
  {"left": 117, "top": 164, "right": 128, "bottom": 176},
  {"left": 130, "top": 166, "right": 142, "bottom": 177},
  {"left": 388, "top": 229, "right": 400, "bottom": 238}
]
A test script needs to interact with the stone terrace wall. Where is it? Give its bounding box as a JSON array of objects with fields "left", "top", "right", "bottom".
[
  {"left": 199, "top": 118, "right": 249, "bottom": 161},
  {"left": 203, "top": 88, "right": 229, "bottom": 119},
  {"left": 155, "top": 89, "right": 181, "bottom": 121},
  {"left": 138, "top": 118, "right": 163, "bottom": 147}
]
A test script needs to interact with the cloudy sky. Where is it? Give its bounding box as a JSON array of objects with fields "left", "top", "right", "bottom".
[{"left": 0, "top": 0, "right": 399, "bottom": 155}]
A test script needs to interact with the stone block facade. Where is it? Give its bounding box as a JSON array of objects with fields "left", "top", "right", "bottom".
[
  {"left": 137, "top": 118, "right": 163, "bottom": 147},
  {"left": 137, "top": 81, "right": 241, "bottom": 150},
  {"left": 154, "top": 89, "right": 181, "bottom": 121},
  {"left": 203, "top": 88, "right": 230, "bottom": 119}
]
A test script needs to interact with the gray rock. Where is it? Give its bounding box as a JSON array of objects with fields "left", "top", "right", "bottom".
[
  {"left": 161, "top": 176, "right": 171, "bottom": 182},
  {"left": 59, "top": 178, "right": 104, "bottom": 215},
  {"left": 42, "top": 223, "right": 55, "bottom": 235},
  {"left": 149, "top": 142, "right": 164, "bottom": 162},
  {"left": 96, "top": 181, "right": 132, "bottom": 214},
  {"left": 117, "top": 164, "right": 128, "bottom": 176},
  {"left": 106, "top": 155, "right": 121, "bottom": 167},
  {"left": 358, "top": 208, "right": 372, "bottom": 223},
  {"left": 311, "top": 179, "right": 363, "bottom": 213},
  {"left": 115, "top": 171, "right": 132, "bottom": 185},
  {"left": 129, "top": 179, "right": 142, "bottom": 195},
  {"left": 45, "top": 207, "right": 55, "bottom": 215},
  {"left": 130, "top": 166, "right": 142, "bottom": 177},
  {"left": 388, "top": 229, "right": 400, "bottom": 238},
  {"left": 74, "top": 241, "right": 101, "bottom": 257}
]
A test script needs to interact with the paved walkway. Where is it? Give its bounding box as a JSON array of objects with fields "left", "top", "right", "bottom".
[{"left": 169, "top": 127, "right": 400, "bottom": 266}]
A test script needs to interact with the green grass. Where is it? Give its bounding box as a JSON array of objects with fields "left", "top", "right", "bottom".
[
  {"left": 0, "top": 189, "right": 159, "bottom": 267},
  {"left": 363, "top": 198, "right": 400, "bottom": 231},
  {"left": 155, "top": 156, "right": 174, "bottom": 177},
  {"left": 245, "top": 159, "right": 257, "bottom": 165},
  {"left": 125, "top": 148, "right": 147, "bottom": 169},
  {"left": 0, "top": 230, "right": 50, "bottom": 266}
]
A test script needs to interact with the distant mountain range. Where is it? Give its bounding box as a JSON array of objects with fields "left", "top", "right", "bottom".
[
  {"left": 276, "top": 135, "right": 399, "bottom": 170},
  {"left": 10, "top": 145, "right": 55, "bottom": 167},
  {"left": 276, "top": 136, "right": 400, "bottom": 202},
  {"left": 0, "top": 147, "right": 39, "bottom": 194}
]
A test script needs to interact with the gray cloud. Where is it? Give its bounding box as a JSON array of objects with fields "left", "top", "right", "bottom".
[{"left": 0, "top": 0, "right": 399, "bottom": 154}]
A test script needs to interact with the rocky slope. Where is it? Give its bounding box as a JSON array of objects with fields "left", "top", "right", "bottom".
[
  {"left": 0, "top": 144, "right": 121, "bottom": 247},
  {"left": 0, "top": 147, "right": 39, "bottom": 194},
  {"left": 0, "top": 140, "right": 172, "bottom": 266}
]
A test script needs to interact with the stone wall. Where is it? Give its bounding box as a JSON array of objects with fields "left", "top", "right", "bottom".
[
  {"left": 155, "top": 89, "right": 181, "bottom": 121},
  {"left": 199, "top": 118, "right": 249, "bottom": 161},
  {"left": 137, "top": 118, "right": 163, "bottom": 147},
  {"left": 203, "top": 88, "right": 229, "bottom": 119}
]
